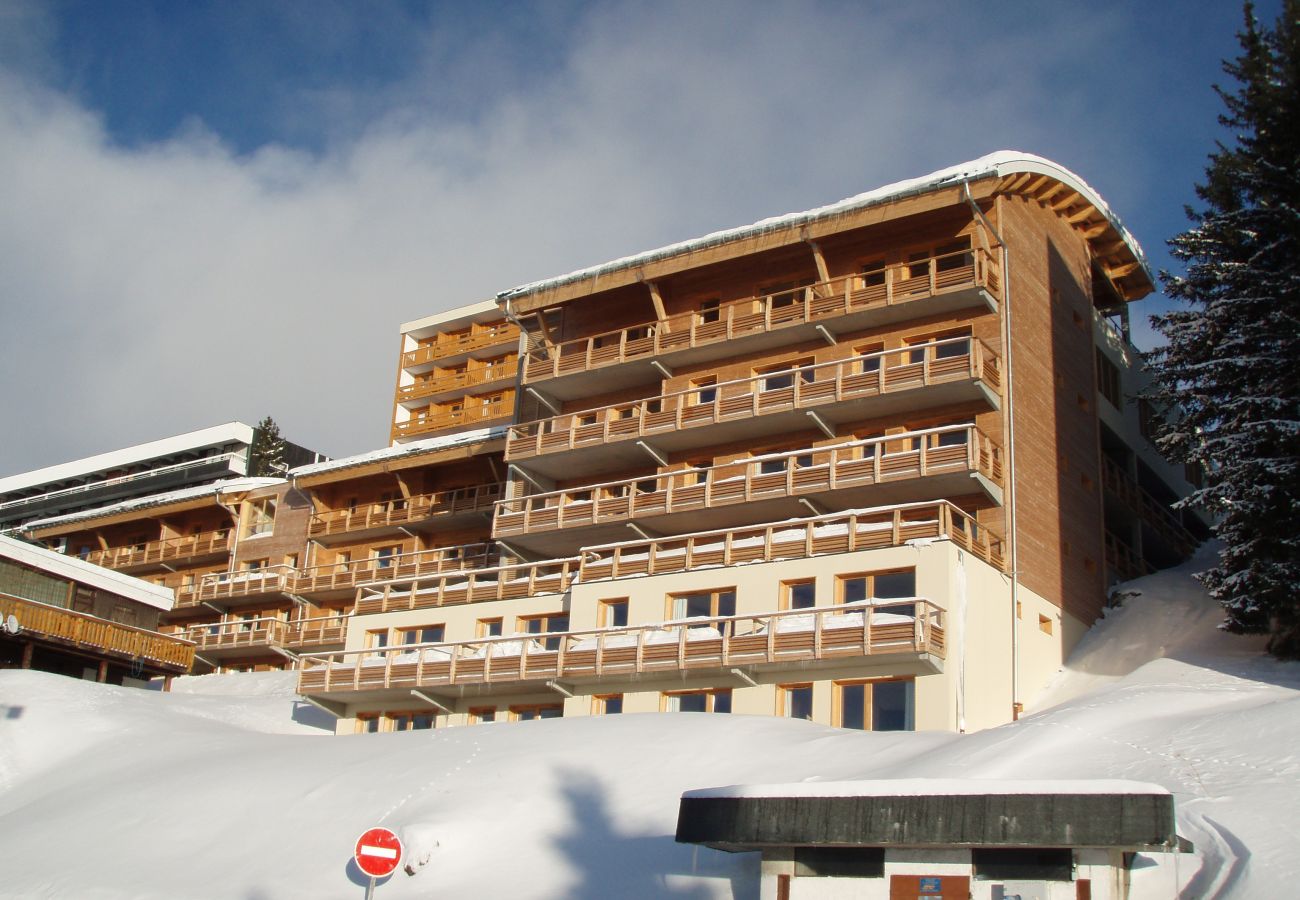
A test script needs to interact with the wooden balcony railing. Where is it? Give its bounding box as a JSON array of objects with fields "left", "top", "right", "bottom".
[
  {"left": 509, "top": 337, "right": 1000, "bottom": 461},
  {"left": 1, "top": 592, "right": 194, "bottom": 671},
  {"left": 523, "top": 247, "right": 1001, "bottom": 382},
  {"left": 183, "top": 615, "right": 351, "bottom": 653},
  {"left": 353, "top": 558, "right": 580, "bottom": 616},
  {"left": 393, "top": 399, "right": 513, "bottom": 437},
  {"left": 308, "top": 482, "right": 505, "bottom": 537},
  {"left": 85, "top": 529, "right": 232, "bottom": 569},
  {"left": 194, "top": 565, "right": 296, "bottom": 603},
  {"left": 1104, "top": 531, "right": 1152, "bottom": 583},
  {"left": 298, "top": 599, "right": 944, "bottom": 696},
  {"left": 293, "top": 543, "right": 499, "bottom": 594},
  {"left": 402, "top": 324, "right": 521, "bottom": 368},
  {"left": 397, "top": 362, "right": 518, "bottom": 403},
  {"left": 579, "top": 501, "right": 1005, "bottom": 580},
  {"left": 495, "top": 425, "right": 1003, "bottom": 538},
  {"left": 1101, "top": 459, "right": 1197, "bottom": 554}
]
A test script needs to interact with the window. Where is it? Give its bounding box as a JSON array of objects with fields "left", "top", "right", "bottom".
[
  {"left": 783, "top": 580, "right": 816, "bottom": 610},
  {"left": 374, "top": 546, "right": 399, "bottom": 569},
  {"left": 838, "top": 569, "right": 915, "bottom": 604},
  {"left": 1038, "top": 614, "right": 1053, "bottom": 635},
  {"left": 794, "top": 848, "right": 884, "bottom": 878},
  {"left": 335, "top": 550, "right": 352, "bottom": 572},
  {"left": 593, "top": 694, "right": 624, "bottom": 715},
  {"left": 356, "top": 714, "right": 382, "bottom": 734},
  {"left": 907, "top": 330, "right": 970, "bottom": 364},
  {"left": 477, "top": 617, "right": 503, "bottom": 638},
  {"left": 389, "top": 712, "right": 435, "bottom": 731},
  {"left": 683, "top": 461, "right": 710, "bottom": 485},
  {"left": 243, "top": 558, "right": 267, "bottom": 572},
  {"left": 519, "top": 613, "right": 569, "bottom": 650},
  {"left": 690, "top": 376, "right": 718, "bottom": 406},
  {"left": 780, "top": 683, "right": 813, "bottom": 720},
  {"left": 835, "top": 678, "right": 914, "bottom": 731},
  {"left": 757, "top": 451, "right": 813, "bottom": 475},
  {"left": 757, "top": 359, "right": 814, "bottom": 392},
  {"left": 670, "top": 589, "right": 735, "bottom": 619},
  {"left": 859, "top": 260, "right": 886, "bottom": 288},
  {"left": 599, "top": 599, "right": 629, "bottom": 628},
  {"left": 855, "top": 343, "right": 884, "bottom": 374},
  {"left": 973, "top": 849, "right": 1073, "bottom": 882},
  {"left": 399, "top": 624, "right": 445, "bottom": 645},
  {"left": 1096, "top": 348, "right": 1122, "bottom": 408},
  {"left": 698, "top": 298, "right": 721, "bottom": 324},
  {"left": 910, "top": 425, "right": 969, "bottom": 451},
  {"left": 934, "top": 238, "right": 973, "bottom": 273},
  {"left": 665, "top": 689, "right": 731, "bottom": 713},
  {"left": 511, "top": 704, "right": 563, "bottom": 721},
  {"left": 365, "top": 629, "right": 389, "bottom": 657},
  {"left": 244, "top": 497, "right": 276, "bottom": 537},
  {"left": 469, "top": 707, "right": 497, "bottom": 723}
]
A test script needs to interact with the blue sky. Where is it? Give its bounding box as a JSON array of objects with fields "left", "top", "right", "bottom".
[{"left": 0, "top": 0, "right": 1279, "bottom": 474}]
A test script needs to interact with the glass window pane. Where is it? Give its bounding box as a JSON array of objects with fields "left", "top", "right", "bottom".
[
  {"left": 842, "top": 578, "right": 867, "bottom": 604},
  {"left": 678, "top": 693, "right": 707, "bottom": 713},
  {"left": 602, "top": 695, "right": 623, "bottom": 715},
  {"left": 840, "top": 684, "right": 865, "bottom": 730},
  {"left": 872, "top": 571, "right": 915, "bottom": 599},
  {"left": 872, "top": 680, "right": 914, "bottom": 731},
  {"left": 789, "top": 582, "right": 816, "bottom": 609},
  {"left": 717, "top": 592, "right": 735, "bottom": 618},
  {"left": 788, "top": 686, "right": 813, "bottom": 720},
  {"left": 713, "top": 690, "right": 732, "bottom": 714}
]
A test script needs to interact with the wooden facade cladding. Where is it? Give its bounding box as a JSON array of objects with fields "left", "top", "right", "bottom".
[
  {"left": 1, "top": 592, "right": 195, "bottom": 672},
  {"left": 507, "top": 337, "right": 1001, "bottom": 471},
  {"left": 579, "top": 501, "right": 1005, "bottom": 581},
  {"left": 521, "top": 247, "right": 1001, "bottom": 393},
  {"left": 1100, "top": 459, "right": 1198, "bottom": 556},
  {"left": 294, "top": 543, "right": 499, "bottom": 596},
  {"left": 400, "top": 322, "right": 520, "bottom": 369},
  {"left": 307, "top": 481, "right": 504, "bottom": 539},
  {"left": 298, "top": 599, "right": 944, "bottom": 701},
  {"left": 84, "top": 528, "right": 232, "bottom": 571},
  {"left": 392, "top": 396, "right": 514, "bottom": 438},
  {"left": 395, "top": 359, "right": 518, "bottom": 404},
  {"left": 184, "top": 614, "right": 349, "bottom": 656},
  {"left": 495, "top": 426, "right": 1003, "bottom": 554}
]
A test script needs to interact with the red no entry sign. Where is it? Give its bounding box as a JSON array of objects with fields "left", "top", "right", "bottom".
[{"left": 354, "top": 826, "right": 403, "bottom": 878}]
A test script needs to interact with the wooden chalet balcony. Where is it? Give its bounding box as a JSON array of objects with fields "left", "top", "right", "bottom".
[
  {"left": 1104, "top": 531, "right": 1152, "bottom": 583},
  {"left": 393, "top": 399, "right": 513, "bottom": 438},
  {"left": 1, "top": 592, "right": 194, "bottom": 672},
  {"left": 508, "top": 337, "right": 1001, "bottom": 477},
  {"left": 307, "top": 482, "right": 505, "bottom": 540},
  {"left": 397, "top": 361, "right": 518, "bottom": 404},
  {"left": 298, "top": 600, "right": 944, "bottom": 703},
  {"left": 1101, "top": 459, "right": 1198, "bottom": 556},
  {"left": 579, "top": 501, "right": 1005, "bottom": 581},
  {"left": 85, "top": 529, "right": 232, "bottom": 571},
  {"left": 293, "top": 543, "right": 499, "bottom": 597},
  {"left": 401, "top": 324, "right": 521, "bottom": 369},
  {"left": 494, "top": 425, "right": 1004, "bottom": 557},
  {"left": 184, "top": 615, "right": 350, "bottom": 657},
  {"left": 188, "top": 565, "right": 297, "bottom": 606},
  {"left": 353, "top": 558, "right": 580, "bottom": 616},
  {"left": 522, "top": 247, "right": 1001, "bottom": 399}
]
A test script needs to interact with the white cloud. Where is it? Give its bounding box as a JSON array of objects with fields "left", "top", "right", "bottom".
[{"left": 0, "top": 1, "right": 1214, "bottom": 473}]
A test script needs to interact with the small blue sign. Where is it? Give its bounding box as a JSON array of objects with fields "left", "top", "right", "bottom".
[{"left": 919, "top": 877, "right": 942, "bottom": 891}]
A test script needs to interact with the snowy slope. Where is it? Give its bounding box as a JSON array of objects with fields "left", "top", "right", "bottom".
[{"left": 0, "top": 555, "right": 1296, "bottom": 899}]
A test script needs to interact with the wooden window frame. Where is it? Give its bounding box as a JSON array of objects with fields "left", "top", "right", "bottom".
[
  {"left": 778, "top": 683, "right": 814, "bottom": 720},
  {"left": 781, "top": 579, "right": 816, "bottom": 610},
  {"left": 836, "top": 568, "right": 917, "bottom": 604},
  {"left": 662, "top": 688, "right": 732, "bottom": 713},
  {"left": 667, "top": 588, "right": 736, "bottom": 620},
  {"left": 832, "top": 677, "right": 915, "bottom": 732},
  {"left": 599, "top": 599, "right": 629, "bottom": 629}
]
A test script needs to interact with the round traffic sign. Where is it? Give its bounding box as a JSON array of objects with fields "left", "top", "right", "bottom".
[{"left": 354, "top": 826, "right": 403, "bottom": 878}]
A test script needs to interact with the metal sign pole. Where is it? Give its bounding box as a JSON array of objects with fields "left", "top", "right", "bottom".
[{"left": 364, "top": 876, "right": 375, "bottom": 900}]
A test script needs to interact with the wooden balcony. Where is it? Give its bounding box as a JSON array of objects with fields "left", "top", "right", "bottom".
[
  {"left": 522, "top": 247, "right": 1001, "bottom": 399},
  {"left": 85, "top": 529, "right": 232, "bottom": 572},
  {"left": 393, "top": 399, "right": 513, "bottom": 438},
  {"left": 1104, "top": 531, "right": 1152, "bottom": 583},
  {"left": 353, "top": 558, "right": 580, "bottom": 616},
  {"left": 307, "top": 482, "right": 505, "bottom": 541},
  {"left": 579, "top": 501, "right": 1005, "bottom": 581},
  {"left": 495, "top": 425, "right": 1004, "bottom": 557},
  {"left": 401, "top": 324, "right": 521, "bottom": 369},
  {"left": 1101, "top": 459, "right": 1198, "bottom": 556},
  {"left": 508, "top": 337, "right": 1002, "bottom": 478},
  {"left": 1, "top": 592, "right": 194, "bottom": 673},
  {"left": 184, "top": 615, "right": 350, "bottom": 657},
  {"left": 298, "top": 600, "right": 944, "bottom": 703},
  {"left": 294, "top": 542, "right": 499, "bottom": 598},
  {"left": 397, "top": 361, "right": 518, "bottom": 404},
  {"left": 189, "top": 565, "right": 297, "bottom": 606}
]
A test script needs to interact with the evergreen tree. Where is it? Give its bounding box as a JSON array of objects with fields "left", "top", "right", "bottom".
[
  {"left": 248, "top": 416, "right": 288, "bottom": 477},
  {"left": 1147, "top": 1, "right": 1300, "bottom": 658}
]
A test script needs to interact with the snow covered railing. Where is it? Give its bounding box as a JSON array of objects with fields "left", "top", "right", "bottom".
[
  {"left": 400, "top": 322, "right": 520, "bottom": 368},
  {"left": 183, "top": 614, "right": 351, "bottom": 652},
  {"left": 85, "top": 528, "right": 232, "bottom": 570},
  {"left": 297, "top": 599, "right": 943, "bottom": 696},
  {"left": 508, "top": 337, "right": 1001, "bottom": 461},
  {"left": 194, "top": 565, "right": 297, "bottom": 603},
  {"left": 396, "top": 360, "right": 518, "bottom": 402},
  {"left": 307, "top": 482, "right": 505, "bottom": 537},
  {"left": 579, "top": 500, "right": 1004, "bottom": 579},
  {"left": 495, "top": 425, "right": 1003, "bottom": 537},
  {"left": 293, "top": 542, "right": 499, "bottom": 594},
  {"left": 393, "top": 397, "right": 513, "bottom": 438},
  {"left": 522, "top": 246, "right": 1000, "bottom": 382},
  {"left": 1, "top": 591, "right": 195, "bottom": 670},
  {"left": 352, "top": 557, "right": 582, "bottom": 615}
]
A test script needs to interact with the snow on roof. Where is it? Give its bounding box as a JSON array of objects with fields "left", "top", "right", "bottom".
[
  {"left": 0, "top": 533, "right": 174, "bottom": 611},
  {"left": 682, "top": 778, "right": 1172, "bottom": 800},
  {"left": 498, "top": 150, "right": 1151, "bottom": 303},
  {"left": 0, "top": 422, "right": 256, "bottom": 495},
  {"left": 24, "top": 477, "right": 285, "bottom": 531},
  {"left": 399, "top": 298, "right": 500, "bottom": 335},
  {"left": 290, "top": 427, "right": 507, "bottom": 478}
]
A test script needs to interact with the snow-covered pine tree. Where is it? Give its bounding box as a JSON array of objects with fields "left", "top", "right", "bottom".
[
  {"left": 248, "top": 416, "right": 288, "bottom": 477},
  {"left": 1147, "top": 0, "right": 1300, "bottom": 658}
]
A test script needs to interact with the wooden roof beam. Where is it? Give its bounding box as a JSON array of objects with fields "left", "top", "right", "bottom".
[
  {"left": 1036, "top": 182, "right": 1067, "bottom": 204},
  {"left": 1051, "top": 191, "right": 1083, "bottom": 212},
  {"left": 1067, "top": 207, "right": 1100, "bottom": 225},
  {"left": 1022, "top": 174, "right": 1052, "bottom": 196}
]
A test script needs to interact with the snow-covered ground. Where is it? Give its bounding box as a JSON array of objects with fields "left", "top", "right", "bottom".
[{"left": 0, "top": 549, "right": 1296, "bottom": 898}]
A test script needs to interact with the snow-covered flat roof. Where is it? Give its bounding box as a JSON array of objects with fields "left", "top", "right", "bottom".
[
  {"left": 25, "top": 477, "right": 284, "bottom": 532},
  {"left": 290, "top": 427, "right": 507, "bottom": 478},
  {"left": 682, "top": 778, "right": 1171, "bottom": 800},
  {"left": 0, "top": 533, "right": 174, "bottom": 611},
  {"left": 0, "top": 422, "right": 256, "bottom": 495},
  {"left": 399, "top": 299, "right": 501, "bottom": 335},
  {"left": 499, "top": 150, "right": 1151, "bottom": 304}
]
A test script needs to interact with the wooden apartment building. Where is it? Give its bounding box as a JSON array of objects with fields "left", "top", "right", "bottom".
[{"left": 22, "top": 152, "right": 1205, "bottom": 735}]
